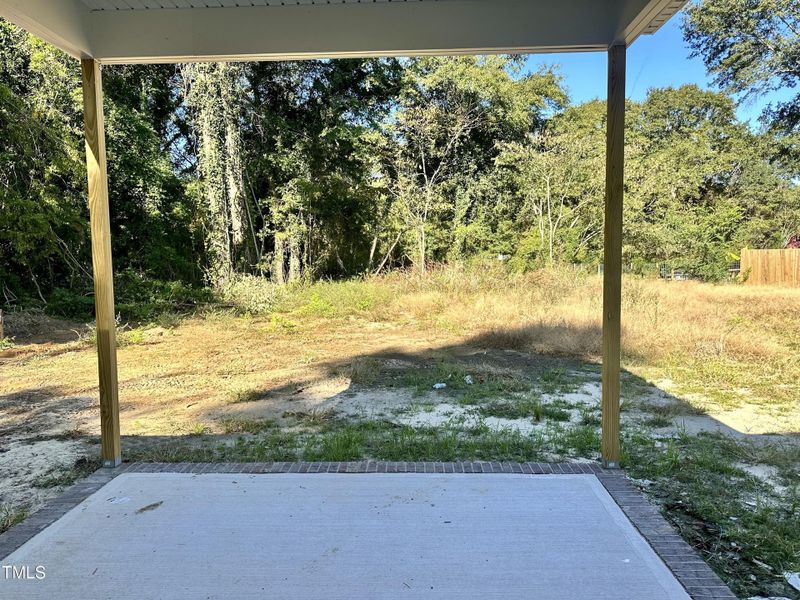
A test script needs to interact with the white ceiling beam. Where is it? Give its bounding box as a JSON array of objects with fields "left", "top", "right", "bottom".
[
  {"left": 0, "top": 0, "right": 91, "bottom": 58},
  {"left": 85, "top": 0, "right": 648, "bottom": 64},
  {"left": 0, "top": 0, "right": 683, "bottom": 64}
]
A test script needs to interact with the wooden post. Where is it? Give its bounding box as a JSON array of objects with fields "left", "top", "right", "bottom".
[
  {"left": 601, "top": 44, "right": 626, "bottom": 468},
  {"left": 81, "top": 59, "right": 121, "bottom": 468}
]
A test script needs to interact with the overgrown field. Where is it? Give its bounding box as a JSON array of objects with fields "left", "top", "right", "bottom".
[{"left": 1, "top": 266, "right": 799, "bottom": 598}]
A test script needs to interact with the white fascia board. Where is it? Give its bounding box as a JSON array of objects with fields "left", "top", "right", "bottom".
[{"left": 622, "top": 0, "right": 688, "bottom": 44}]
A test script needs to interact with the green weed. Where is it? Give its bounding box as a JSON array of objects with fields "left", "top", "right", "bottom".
[{"left": 220, "top": 418, "right": 277, "bottom": 434}]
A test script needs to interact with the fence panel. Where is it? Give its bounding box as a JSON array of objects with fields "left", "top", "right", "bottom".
[{"left": 740, "top": 249, "right": 800, "bottom": 286}]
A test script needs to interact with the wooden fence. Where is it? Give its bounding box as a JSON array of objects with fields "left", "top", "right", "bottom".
[{"left": 740, "top": 249, "right": 800, "bottom": 286}]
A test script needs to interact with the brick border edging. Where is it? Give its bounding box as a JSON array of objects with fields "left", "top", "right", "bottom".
[
  {"left": 0, "top": 467, "right": 118, "bottom": 562},
  {"left": 122, "top": 460, "right": 610, "bottom": 474},
  {"left": 0, "top": 461, "right": 736, "bottom": 600},
  {"left": 595, "top": 474, "right": 736, "bottom": 600}
]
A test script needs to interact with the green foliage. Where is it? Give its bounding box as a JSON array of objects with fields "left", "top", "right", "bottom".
[
  {"left": 45, "top": 271, "right": 212, "bottom": 321},
  {"left": 625, "top": 85, "right": 798, "bottom": 279},
  {"left": 114, "top": 270, "right": 213, "bottom": 321},
  {"left": 684, "top": 0, "right": 799, "bottom": 149},
  {"left": 478, "top": 398, "right": 572, "bottom": 422},
  {"left": 0, "top": 20, "right": 198, "bottom": 308},
  {"left": 383, "top": 56, "right": 567, "bottom": 271},
  {"left": 1, "top": 17, "right": 798, "bottom": 310},
  {"left": 45, "top": 288, "right": 95, "bottom": 320},
  {"left": 221, "top": 275, "right": 286, "bottom": 315}
]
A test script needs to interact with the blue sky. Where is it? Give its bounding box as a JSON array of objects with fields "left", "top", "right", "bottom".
[{"left": 526, "top": 13, "right": 793, "bottom": 128}]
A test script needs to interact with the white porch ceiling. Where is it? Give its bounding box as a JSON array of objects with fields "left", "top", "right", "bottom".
[{"left": 0, "top": 0, "right": 686, "bottom": 64}]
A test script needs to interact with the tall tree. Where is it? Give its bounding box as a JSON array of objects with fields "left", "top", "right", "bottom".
[
  {"left": 182, "top": 62, "right": 249, "bottom": 289},
  {"left": 626, "top": 85, "right": 798, "bottom": 277},
  {"left": 243, "top": 59, "right": 402, "bottom": 281},
  {"left": 0, "top": 24, "right": 86, "bottom": 301},
  {"left": 383, "top": 55, "right": 566, "bottom": 271},
  {"left": 683, "top": 0, "right": 800, "bottom": 161}
]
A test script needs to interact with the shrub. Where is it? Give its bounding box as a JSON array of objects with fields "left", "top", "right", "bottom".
[
  {"left": 46, "top": 271, "right": 214, "bottom": 322},
  {"left": 46, "top": 288, "right": 96, "bottom": 320},
  {"left": 222, "top": 275, "right": 286, "bottom": 314}
]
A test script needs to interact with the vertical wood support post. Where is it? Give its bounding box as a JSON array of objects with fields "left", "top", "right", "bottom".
[
  {"left": 602, "top": 44, "right": 626, "bottom": 468},
  {"left": 81, "top": 59, "right": 121, "bottom": 468}
]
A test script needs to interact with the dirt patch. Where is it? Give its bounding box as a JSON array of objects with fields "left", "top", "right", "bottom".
[
  {"left": 735, "top": 463, "right": 789, "bottom": 496},
  {"left": 0, "top": 438, "right": 94, "bottom": 516},
  {"left": 1, "top": 312, "right": 87, "bottom": 346}
]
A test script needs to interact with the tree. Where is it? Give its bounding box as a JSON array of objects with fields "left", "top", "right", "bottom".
[
  {"left": 683, "top": 0, "right": 800, "bottom": 159},
  {"left": 626, "top": 85, "right": 798, "bottom": 278},
  {"left": 103, "top": 64, "right": 197, "bottom": 282},
  {"left": 384, "top": 56, "right": 566, "bottom": 272},
  {"left": 0, "top": 21, "right": 87, "bottom": 301},
  {"left": 1, "top": 19, "right": 200, "bottom": 307},
  {"left": 242, "top": 59, "right": 402, "bottom": 281},
  {"left": 494, "top": 128, "right": 602, "bottom": 267},
  {"left": 182, "top": 62, "right": 249, "bottom": 290}
]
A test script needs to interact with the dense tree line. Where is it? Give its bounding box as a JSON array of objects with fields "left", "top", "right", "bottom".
[{"left": 0, "top": 3, "right": 798, "bottom": 313}]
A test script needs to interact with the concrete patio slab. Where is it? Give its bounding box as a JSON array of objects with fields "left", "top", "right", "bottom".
[{"left": 0, "top": 472, "right": 692, "bottom": 600}]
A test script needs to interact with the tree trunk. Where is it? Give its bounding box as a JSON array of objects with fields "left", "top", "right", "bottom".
[
  {"left": 288, "top": 234, "right": 302, "bottom": 282},
  {"left": 183, "top": 62, "right": 246, "bottom": 290},
  {"left": 273, "top": 236, "right": 286, "bottom": 284},
  {"left": 367, "top": 235, "right": 378, "bottom": 272},
  {"left": 196, "top": 67, "right": 232, "bottom": 289},
  {"left": 417, "top": 225, "right": 426, "bottom": 274},
  {"left": 221, "top": 64, "right": 246, "bottom": 256}
]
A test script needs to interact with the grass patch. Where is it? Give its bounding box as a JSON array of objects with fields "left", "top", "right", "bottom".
[
  {"left": 125, "top": 419, "right": 607, "bottom": 467},
  {"left": 227, "top": 387, "right": 266, "bottom": 404},
  {"left": 640, "top": 401, "right": 706, "bottom": 428},
  {"left": 220, "top": 418, "right": 277, "bottom": 434},
  {"left": 186, "top": 422, "right": 209, "bottom": 435},
  {"left": 0, "top": 504, "right": 28, "bottom": 534},
  {"left": 643, "top": 414, "right": 674, "bottom": 428},
  {"left": 623, "top": 432, "right": 800, "bottom": 599},
  {"left": 548, "top": 424, "right": 601, "bottom": 457},
  {"left": 478, "top": 396, "right": 572, "bottom": 422},
  {"left": 537, "top": 368, "right": 576, "bottom": 394},
  {"left": 304, "top": 428, "right": 366, "bottom": 461},
  {"left": 346, "top": 357, "right": 383, "bottom": 386},
  {"left": 579, "top": 406, "right": 601, "bottom": 427},
  {"left": 126, "top": 430, "right": 304, "bottom": 463},
  {"left": 396, "top": 361, "right": 531, "bottom": 403},
  {"left": 32, "top": 457, "right": 100, "bottom": 489},
  {"left": 50, "top": 428, "right": 88, "bottom": 441},
  {"left": 283, "top": 408, "right": 336, "bottom": 428},
  {"left": 281, "top": 280, "right": 394, "bottom": 320}
]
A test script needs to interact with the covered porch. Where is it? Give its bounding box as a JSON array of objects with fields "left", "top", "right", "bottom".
[{"left": 0, "top": 0, "right": 690, "bottom": 468}]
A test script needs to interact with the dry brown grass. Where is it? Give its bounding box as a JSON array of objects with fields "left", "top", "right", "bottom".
[
  {"left": 1, "top": 263, "right": 798, "bottom": 441},
  {"left": 364, "top": 264, "right": 800, "bottom": 412},
  {"left": 369, "top": 265, "right": 797, "bottom": 358}
]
